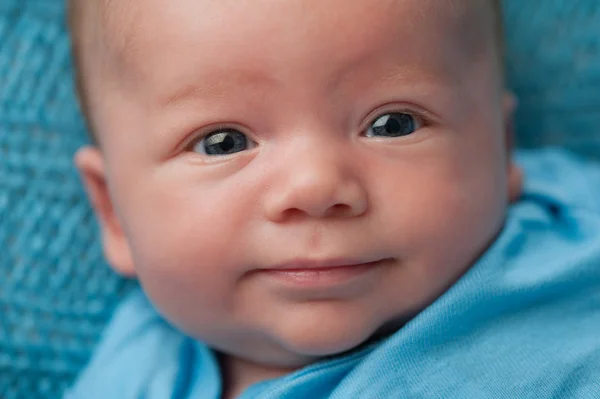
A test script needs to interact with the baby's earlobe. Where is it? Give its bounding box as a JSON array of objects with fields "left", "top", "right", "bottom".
[
  {"left": 74, "top": 147, "right": 136, "bottom": 276},
  {"left": 508, "top": 163, "right": 523, "bottom": 203}
]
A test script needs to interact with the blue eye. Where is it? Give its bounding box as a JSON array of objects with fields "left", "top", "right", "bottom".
[
  {"left": 193, "top": 129, "right": 255, "bottom": 156},
  {"left": 366, "top": 112, "right": 421, "bottom": 138}
]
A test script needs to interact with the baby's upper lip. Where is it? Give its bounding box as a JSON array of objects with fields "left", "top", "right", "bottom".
[{"left": 264, "top": 257, "right": 390, "bottom": 271}]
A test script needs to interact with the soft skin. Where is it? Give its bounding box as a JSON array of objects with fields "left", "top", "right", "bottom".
[{"left": 74, "top": 0, "right": 522, "bottom": 395}]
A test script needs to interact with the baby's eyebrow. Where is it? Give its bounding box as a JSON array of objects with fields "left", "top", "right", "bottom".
[{"left": 158, "top": 70, "right": 282, "bottom": 109}]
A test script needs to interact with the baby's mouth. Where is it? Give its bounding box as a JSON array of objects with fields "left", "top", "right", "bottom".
[{"left": 256, "top": 257, "right": 394, "bottom": 288}]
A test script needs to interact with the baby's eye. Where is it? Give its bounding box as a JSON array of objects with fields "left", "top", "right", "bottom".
[
  {"left": 193, "top": 129, "right": 256, "bottom": 156},
  {"left": 365, "top": 112, "right": 422, "bottom": 138}
]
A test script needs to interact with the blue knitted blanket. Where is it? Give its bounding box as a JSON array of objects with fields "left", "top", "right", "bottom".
[{"left": 0, "top": 0, "right": 598, "bottom": 398}]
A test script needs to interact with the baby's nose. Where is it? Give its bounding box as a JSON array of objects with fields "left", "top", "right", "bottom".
[{"left": 263, "top": 143, "right": 368, "bottom": 222}]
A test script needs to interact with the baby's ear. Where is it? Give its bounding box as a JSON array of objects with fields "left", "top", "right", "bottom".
[
  {"left": 503, "top": 92, "right": 523, "bottom": 203},
  {"left": 75, "top": 147, "right": 136, "bottom": 277}
]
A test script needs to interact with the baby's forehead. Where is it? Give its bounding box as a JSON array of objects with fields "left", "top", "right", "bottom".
[
  {"left": 74, "top": 0, "right": 501, "bottom": 145},
  {"left": 95, "top": 0, "right": 498, "bottom": 67}
]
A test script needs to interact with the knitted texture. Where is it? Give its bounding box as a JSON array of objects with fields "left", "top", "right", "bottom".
[
  {"left": 0, "top": 0, "right": 599, "bottom": 398},
  {"left": 0, "top": 1, "right": 132, "bottom": 398},
  {"left": 504, "top": 0, "right": 600, "bottom": 156}
]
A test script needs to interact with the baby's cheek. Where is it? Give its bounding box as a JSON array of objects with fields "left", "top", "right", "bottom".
[
  {"left": 416, "top": 178, "right": 505, "bottom": 272},
  {"left": 130, "top": 232, "right": 242, "bottom": 338},
  {"left": 121, "top": 183, "right": 256, "bottom": 334},
  {"left": 380, "top": 158, "right": 504, "bottom": 274}
]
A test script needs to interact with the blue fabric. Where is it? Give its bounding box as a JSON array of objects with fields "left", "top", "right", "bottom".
[
  {"left": 65, "top": 149, "right": 600, "bottom": 398},
  {"left": 1, "top": 0, "right": 600, "bottom": 398},
  {"left": 0, "top": 1, "right": 133, "bottom": 398},
  {"left": 504, "top": 1, "right": 600, "bottom": 158}
]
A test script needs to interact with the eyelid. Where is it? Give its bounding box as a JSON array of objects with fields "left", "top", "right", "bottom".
[
  {"left": 182, "top": 123, "right": 257, "bottom": 152},
  {"left": 360, "top": 103, "right": 438, "bottom": 134}
]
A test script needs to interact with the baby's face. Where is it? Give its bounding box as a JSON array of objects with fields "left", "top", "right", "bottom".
[{"left": 78, "top": 0, "right": 520, "bottom": 367}]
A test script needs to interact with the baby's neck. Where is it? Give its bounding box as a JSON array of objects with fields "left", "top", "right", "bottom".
[
  {"left": 218, "top": 353, "right": 300, "bottom": 399},
  {"left": 217, "top": 317, "right": 412, "bottom": 398}
]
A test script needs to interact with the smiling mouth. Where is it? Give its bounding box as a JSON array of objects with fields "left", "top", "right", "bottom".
[{"left": 258, "top": 258, "right": 393, "bottom": 287}]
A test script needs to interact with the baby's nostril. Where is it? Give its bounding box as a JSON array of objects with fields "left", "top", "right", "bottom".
[
  {"left": 327, "top": 204, "right": 351, "bottom": 217},
  {"left": 280, "top": 208, "right": 306, "bottom": 222}
]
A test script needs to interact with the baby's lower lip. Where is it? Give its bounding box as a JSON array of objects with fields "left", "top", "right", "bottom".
[{"left": 261, "top": 260, "right": 387, "bottom": 287}]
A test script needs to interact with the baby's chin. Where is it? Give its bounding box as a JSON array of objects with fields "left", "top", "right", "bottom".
[{"left": 265, "top": 307, "right": 402, "bottom": 363}]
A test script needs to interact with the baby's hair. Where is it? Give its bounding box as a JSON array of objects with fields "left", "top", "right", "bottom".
[{"left": 68, "top": 0, "right": 505, "bottom": 146}]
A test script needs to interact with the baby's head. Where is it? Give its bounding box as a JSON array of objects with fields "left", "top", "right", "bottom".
[{"left": 70, "top": 0, "right": 521, "bottom": 371}]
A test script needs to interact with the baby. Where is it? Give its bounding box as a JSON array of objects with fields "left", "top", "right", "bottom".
[{"left": 65, "top": 0, "right": 600, "bottom": 398}]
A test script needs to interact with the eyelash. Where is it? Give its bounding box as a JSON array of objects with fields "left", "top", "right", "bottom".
[
  {"left": 360, "top": 105, "right": 434, "bottom": 134},
  {"left": 183, "top": 123, "right": 253, "bottom": 150},
  {"left": 184, "top": 105, "right": 435, "bottom": 151}
]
